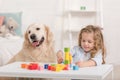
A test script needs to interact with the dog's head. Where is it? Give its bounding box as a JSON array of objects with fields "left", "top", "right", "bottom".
[{"left": 24, "top": 23, "right": 53, "bottom": 48}]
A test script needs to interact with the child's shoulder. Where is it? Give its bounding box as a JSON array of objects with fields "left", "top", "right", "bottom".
[{"left": 73, "top": 46, "right": 83, "bottom": 51}]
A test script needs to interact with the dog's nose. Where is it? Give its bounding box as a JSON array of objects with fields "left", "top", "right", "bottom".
[{"left": 30, "top": 34, "right": 36, "bottom": 40}]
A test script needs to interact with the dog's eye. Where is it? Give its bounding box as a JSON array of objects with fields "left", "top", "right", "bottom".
[
  {"left": 28, "top": 31, "right": 31, "bottom": 34},
  {"left": 36, "top": 28, "right": 40, "bottom": 30}
]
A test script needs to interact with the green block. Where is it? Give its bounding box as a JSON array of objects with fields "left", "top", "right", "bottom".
[
  {"left": 64, "top": 60, "right": 70, "bottom": 64},
  {"left": 64, "top": 47, "right": 70, "bottom": 52},
  {"left": 51, "top": 64, "right": 56, "bottom": 66}
]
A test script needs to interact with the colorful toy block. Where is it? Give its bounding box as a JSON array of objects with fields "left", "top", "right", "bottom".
[
  {"left": 28, "top": 63, "right": 39, "bottom": 70},
  {"left": 64, "top": 47, "right": 71, "bottom": 64},
  {"left": 20, "top": 47, "right": 80, "bottom": 72},
  {"left": 21, "top": 63, "right": 28, "bottom": 69},
  {"left": 44, "top": 64, "right": 49, "bottom": 69},
  {"left": 73, "top": 65, "right": 79, "bottom": 70},
  {"left": 38, "top": 66, "right": 44, "bottom": 70}
]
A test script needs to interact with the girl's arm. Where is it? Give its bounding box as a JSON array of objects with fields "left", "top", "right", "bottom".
[
  {"left": 76, "top": 50, "right": 103, "bottom": 67},
  {"left": 75, "top": 59, "right": 96, "bottom": 67}
]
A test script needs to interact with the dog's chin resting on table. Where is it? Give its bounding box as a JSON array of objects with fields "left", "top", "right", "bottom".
[{"left": 0, "top": 23, "right": 57, "bottom": 80}]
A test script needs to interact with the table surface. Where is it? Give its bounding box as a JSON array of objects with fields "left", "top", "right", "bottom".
[{"left": 0, "top": 62, "right": 113, "bottom": 79}]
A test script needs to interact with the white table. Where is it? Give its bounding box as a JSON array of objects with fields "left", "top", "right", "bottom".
[{"left": 0, "top": 62, "right": 113, "bottom": 80}]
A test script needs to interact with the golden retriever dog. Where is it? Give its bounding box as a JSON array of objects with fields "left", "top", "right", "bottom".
[
  {"left": 1, "top": 23, "right": 57, "bottom": 80},
  {"left": 8, "top": 23, "right": 56, "bottom": 63}
]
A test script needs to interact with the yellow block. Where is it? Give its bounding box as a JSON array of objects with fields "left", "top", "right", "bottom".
[
  {"left": 56, "top": 66, "right": 61, "bottom": 72},
  {"left": 69, "top": 54, "right": 72, "bottom": 63},
  {"left": 65, "top": 52, "right": 70, "bottom": 60}
]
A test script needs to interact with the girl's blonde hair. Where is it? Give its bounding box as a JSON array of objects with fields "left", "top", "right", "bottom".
[{"left": 78, "top": 25, "right": 106, "bottom": 64}]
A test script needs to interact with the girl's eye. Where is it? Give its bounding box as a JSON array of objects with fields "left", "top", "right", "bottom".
[
  {"left": 82, "top": 40, "right": 86, "bottom": 42},
  {"left": 36, "top": 28, "right": 40, "bottom": 30},
  {"left": 88, "top": 40, "right": 93, "bottom": 43},
  {"left": 28, "top": 31, "right": 31, "bottom": 34},
  {"left": 88, "top": 41, "right": 92, "bottom": 43}
]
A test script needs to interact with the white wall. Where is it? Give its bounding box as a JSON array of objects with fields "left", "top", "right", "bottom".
[
  {"left": 0, "top": 0, "right": 120, "bottom": 65},
  {"left": 0, "top": 0, "right": 64, "bottom": 51},
  {"left": 103, "top": 0, "right": 120, "bottom": 65}
]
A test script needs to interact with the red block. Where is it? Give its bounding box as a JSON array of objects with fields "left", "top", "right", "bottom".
[
  {"left": 28, "top": 63, "right": 39, "bottom": 70},
  {"left": 63, "top": 65, "right": 69, "bottom": 70},
  {"left": 48, "top": 65, "right": 52, "bottom": 70}
]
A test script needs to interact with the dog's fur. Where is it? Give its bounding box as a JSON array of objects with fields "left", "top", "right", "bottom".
[
  {"left": 8, "top": 23, "right": 56, "bottom": 63},
  {"left": 0, "top": 23, "right": 57, "bottom": 80}
]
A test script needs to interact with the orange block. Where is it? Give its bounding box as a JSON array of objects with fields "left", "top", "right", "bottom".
[
  {"left": 51, "top": 66, "right": 56, "bottom": 71},
  {"left": 21, "top": 64, "right": 28, "bottom": 69}
]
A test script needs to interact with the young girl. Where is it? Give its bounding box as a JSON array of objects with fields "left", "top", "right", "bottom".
[{"left": 57, "top": 25, "right": 106, "bottom": 67}]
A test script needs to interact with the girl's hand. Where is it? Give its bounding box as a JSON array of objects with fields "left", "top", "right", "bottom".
[
  {"left": 57, "top": 57, "right": 63, "bottom": 64},
  {"left": 75, "top": 61, "right": 84, "bottom": 67},
  {"left": 75, "top": 61, "right": 81, "bottom": 67},
  {"left": 56, "top": 50, "right": 63, "bottom": 63}
]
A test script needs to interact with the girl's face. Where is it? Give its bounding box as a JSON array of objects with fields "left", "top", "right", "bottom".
[{"left": 81, "top": 32, "right": 94, "bottom": 53}]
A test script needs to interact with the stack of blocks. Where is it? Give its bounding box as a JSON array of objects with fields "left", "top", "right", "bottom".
[
  {"left": 63, "top": 47, "right": 79, "bottom": 70},
  {"left": 20, "top": 47, "right": 79, "bottom": 72},
  {"left": 64, "top": 47, "right": 71, "bottom": 64}
]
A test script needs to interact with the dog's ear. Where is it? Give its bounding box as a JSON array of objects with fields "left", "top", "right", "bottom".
[
  {"left": 23, "top": 31, "right": 31, "bottom": 48},
  {"left": 45, "top": 25, "right": 53, "bottom": 44}
]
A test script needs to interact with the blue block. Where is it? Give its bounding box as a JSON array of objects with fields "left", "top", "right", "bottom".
[
  {"left": 44, "top": 64, "right": 49, "bottom": 69},
  {"left": 73, "top": 65, "right": 79, "bottom": 70}
]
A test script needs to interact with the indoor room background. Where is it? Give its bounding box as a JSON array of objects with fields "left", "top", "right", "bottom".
[{"left": 0, "top": 0, "right": 120, "bottom": 66}]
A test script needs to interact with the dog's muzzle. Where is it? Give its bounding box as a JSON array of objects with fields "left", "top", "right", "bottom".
[{"left": 30, "top": 34, "right": 45, "bottom": 47}]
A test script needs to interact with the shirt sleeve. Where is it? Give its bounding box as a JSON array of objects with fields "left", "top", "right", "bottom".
[
  {"left": 91, "top": 50, "right": 103, "bottom": 66},
  {"left": 70, "top": 46, "right": 78, "bottom": 57},
  {"left": 70, "top": 46, "right": 83, "bottom": 63}
]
